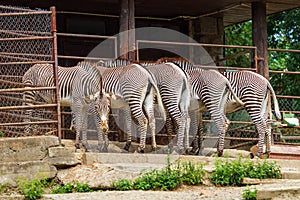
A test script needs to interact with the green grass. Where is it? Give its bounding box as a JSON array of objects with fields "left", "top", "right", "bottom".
[
  {"left": 242, "top": 186, "right": 257, "bottom": 200},
  {"left": 209, "top": 157, "right": 281, "bottom": 186},
  {"left": 112, "top": 158, "right": 206, "bottom": 191}
]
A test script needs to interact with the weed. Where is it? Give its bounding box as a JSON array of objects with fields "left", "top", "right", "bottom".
[
  {"left": 112, "top": 179, "right": 133, "bottom": 191},
  {"left": 209, "top": 157, "right": 281, "bottom": 186},
  {"left": 242, "top": 186, "right": 257, "bottom": 200},
  {"left": 52, "top": 181, "right": 92, "bottom": 194},
  {"left": 112, "top": 160, "right": 205, "bottom": 191},
  {"left": 0, "top": 131, "right": 4, "bottom": 137},
  {"left": 17, "top": 178, "right": 45, "bottom": 200},
  {"left": 0, "top": 183, "right": 9, "bottom": 194}
]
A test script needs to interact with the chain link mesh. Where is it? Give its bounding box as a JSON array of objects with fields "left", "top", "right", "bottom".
[{"left": 0, "top": 6, "right": 57, "bottom": 137}]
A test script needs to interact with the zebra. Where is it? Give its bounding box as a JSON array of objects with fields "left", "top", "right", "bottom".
[
  {"left": 96, "top": 60, "right": 166, "bottom": 153},
  {"left": 222, "top": 71, "right": 281, "bottom": 158},
  {"left": 136, "top": 62, "right": 191, "bottom": 154},
  {"left": 156, "top": 58, "right": 244, "bottom": 157},
  {"left": 22, "top": 62, "right": 110, "bottom": 152}
]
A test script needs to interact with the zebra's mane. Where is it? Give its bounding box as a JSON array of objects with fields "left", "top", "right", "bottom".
[
  {"left": 97, "top": 59, "right": 132, "bottom": 68},
  {"left": 156, "top": 57, "right": 195, "bottom": 70},
  {"left": 76, "top": 61, "right": 102, "bottom": 79}
]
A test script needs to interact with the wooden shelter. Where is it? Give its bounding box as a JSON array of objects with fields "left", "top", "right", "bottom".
[{"left": 3, "top": 0, "right": 300, "bottom": 78}]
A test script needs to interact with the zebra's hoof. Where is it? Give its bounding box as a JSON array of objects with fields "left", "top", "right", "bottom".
[
  {"left": 137, "top": 147, "right": 145, "bottom": 153},
  {"left": 217, "top": 150, "right": 223, "bottom": 157},
  {"left": 75, "top": 143, "right": 81, "bottom": 152},
  {"left": 97, "top": 146, "right": 108, "bottom": 153},
  {"left": 173, "top": 147, "right": 184, "bottom": 155},
  {"left": 123, "top": 142, "right": 131, "bottom": 152},
  {"left": 189, "top": 147, "right": 200, "bottom": 155}
]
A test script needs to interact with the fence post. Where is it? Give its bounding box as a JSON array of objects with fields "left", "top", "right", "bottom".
[{"left": 50, "top": 6, "right": 62, "bottom": 145}]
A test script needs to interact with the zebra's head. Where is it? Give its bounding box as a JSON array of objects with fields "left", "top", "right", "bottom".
[{"left": 93, "top": 89, "right": 110, "bottom": 133}]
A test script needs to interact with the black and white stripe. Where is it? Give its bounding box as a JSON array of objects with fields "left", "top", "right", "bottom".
[
  {"left": 96, "top": 60, "right": 166, "bottom": 152},
  {"left": 22, "top": 62, "right": 110, "bottom": 152}
]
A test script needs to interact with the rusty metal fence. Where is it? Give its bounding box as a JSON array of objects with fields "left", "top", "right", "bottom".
[
  {"left": 0, "top": 6, "right": 60, "bottom": 140},
  {"left": 136, "top": 40, "right": 300, "bottom": 147}
]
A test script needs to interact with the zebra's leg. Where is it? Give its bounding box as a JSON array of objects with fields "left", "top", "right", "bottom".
[
  {"left": 180, "top": 98, "right": 190, "bottom": 155},
  {"left": 263, "top": 96, "right": 272, "bottom": 156},
  {"left": 122, "top": 108, "right": 132, "bottom": 152},
  {"left": 184, "top": 112, "right": 191, "bottom": 153},
  {"left": 189, "top": 109, "right": 201, "bottom": 155},
  {"left": 91, "top": 103, "right": 107, "bottom": 152},
  {"left": 81, "top": 107, "right": 91, "bottom": 152},
  {"left": 72, "top": 101, "right": 91, "bottom": 152},
  {"left": 165, "top": 111, "right": 175, "bottom": 150},
  {"left": 143, "top": 91, "right": 157, "bottom": 151},
  {"left": 248, "top": 106, "right": 267, "bottom": 158}
]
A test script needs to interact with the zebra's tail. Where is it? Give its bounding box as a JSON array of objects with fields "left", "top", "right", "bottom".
[
  {"left": 267, "top": 81, "right": 282, "bottom": 120},
  {"left": 149, "top": 79, "right": 166, "bottom": 122},
  {"left": 226, "top": 80, "right": 244, "bottom": 107}
]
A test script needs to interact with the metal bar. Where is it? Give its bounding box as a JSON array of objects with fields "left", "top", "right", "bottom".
[
  {"left": 0, "top": 51, "right": 52, "bottom": 59},
  {"left": 202, "top": 119, "right": 254, "bottom": 125},
  {"left": 270, "top": 70, "right": 300, "bottom": 75},
  {"left": 281, "top": 135, "right": 300, "bottom": 140},
  {"left": 194, "top": 65, "right": 256, "bottom": 71},
  {"left": 229, "top": 141, "right": 255, "bottom": 149},
  {"left": 0, "top": 61, "right": 54, "bottom": 65},
  {"left": 268, "top": 48, "right": 300, "bottom": 53},
  {"left": 0, "top": 86, "right": 56, "bottom": 93},
  {"left": 203, "top": 136, "right": 259, "bottom": 141},
  {"left": 0, "top": 36, "right": 53, "bottom": 42},
  {"left": 51, "top": 6, "right": 62, "bottom": 145},
  {"left": 136, "top": 39, "right": 257, "bottom": 49},
  {"left": 0, "top": 104, "right": 57, "bottom": 111},
  {"left": 57, "top": 32, "right": 117, "bottom": 40},
  {"left": 0, "top": 11, "right": 51, "bottom": 17},
  {"left": 57, "top": 55, "right": 114, "bottom": 61},
  {"left": 277, "top": 95, "right": 300, "bottom": 99},
  {"left": 0, "top": 120, "right": 58, "bottom": 127}
]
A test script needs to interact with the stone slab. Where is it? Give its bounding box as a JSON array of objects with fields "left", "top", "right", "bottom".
[
  {"left": 0, "top": 136, "right": 59, "bottom": 163},
  {"left": 0, "top": 161, "right": 57, "bottom": 186}
]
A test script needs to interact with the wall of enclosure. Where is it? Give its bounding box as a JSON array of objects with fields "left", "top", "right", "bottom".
[{"left": 0, "top": 6, "right": 59, "bottom": 138}]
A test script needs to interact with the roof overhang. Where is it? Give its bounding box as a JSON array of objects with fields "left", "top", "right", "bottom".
[{"left": 2, "top": 0, "right": 300, "bottom": 26}]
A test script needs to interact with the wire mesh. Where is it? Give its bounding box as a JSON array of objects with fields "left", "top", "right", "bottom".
[{"left": 0, "top": 6, "right": 57, "bottom": 137}]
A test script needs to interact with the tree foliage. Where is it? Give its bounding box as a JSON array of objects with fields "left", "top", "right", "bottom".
[{"left": 224, "top": 8, "right": 300, "bottom": 96}]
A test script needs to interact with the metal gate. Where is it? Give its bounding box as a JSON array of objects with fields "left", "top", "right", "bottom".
[{"left": 0, "top": 6, "right": 60, "bottom": 140}]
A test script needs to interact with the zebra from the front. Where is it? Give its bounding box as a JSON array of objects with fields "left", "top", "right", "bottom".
[{"left": 22, "top": 62, "right": 110, "bottom": 152}]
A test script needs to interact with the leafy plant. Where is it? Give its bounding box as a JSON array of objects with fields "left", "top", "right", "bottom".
[
  {"left": 17, "top": 178, "right": 45, "bottom": 200},
  {"left": 0, "top": 183, "right": 9, "bottom": 194},
  {"left": 180, "top": 161, "right": 205, "bottom": 185},
  {"left": 112, "top": 160, "right": 205, "bottom": 191},
  {"left": 52, "top": 181, "right": 92, "bottom": 194},
  {"left": 242, "top": 186, "right": 257, "bottom": 200},
  {"left": 0, "top": 131, "right": 4, "bottom": 137},
  {"left": 112, "top": 179, "right": 133, "bottom": 191},
  {"left": 209, "top": 157, "right": 281, "bottom": 186}
]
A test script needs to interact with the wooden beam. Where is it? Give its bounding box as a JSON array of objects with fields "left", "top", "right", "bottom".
[
  {"left": 119, "top": 0, "right": 135, "bottom": 60},
  {"left": 252, "top": 1, "right": 269, "bottom": 79}
]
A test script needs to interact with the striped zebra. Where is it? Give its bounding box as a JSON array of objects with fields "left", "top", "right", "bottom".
[
  {"left": 157, "top": 58, "right": 244, "bottom": 156},
  {"left": 22, "top": 62, "right": 110, "bottom": 152},
  {"left": 141, "top": 62, "right": 191, "bottom": 154},
  {"left": 96, "top": 60, "right": 166, "bottom": 153},
  {"left": 223, "top": 71, "right": 281, "bottom": 158}
]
